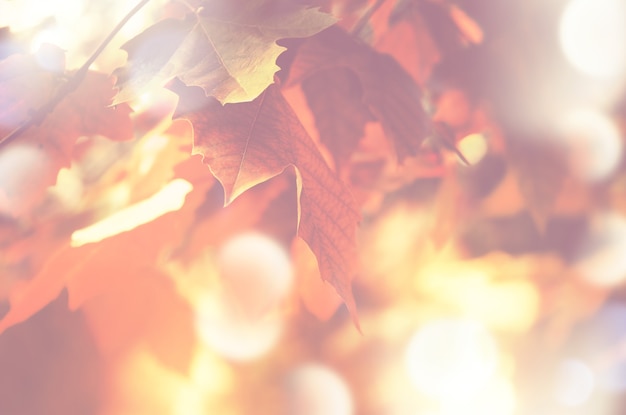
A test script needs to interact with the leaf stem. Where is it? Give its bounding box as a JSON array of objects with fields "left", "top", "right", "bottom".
[
  {"left": 350, "top": 0, "right": 387, "bottom": 37},
  {"left": 0, "top": 0, "right": 152, "bottom": 147}
]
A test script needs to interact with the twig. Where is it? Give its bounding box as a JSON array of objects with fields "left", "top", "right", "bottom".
[
  {"left": 350, "top": 0, "right": 387, "bottom": 37},
  {"left": 174, "top": 0, "right": 197, "bottom": 13},
  {"left": 0, "top": 0, "right": 152, "bottom": 147},
  {"left": 432, "top": 121, "right": 471, "bottom": 166}
]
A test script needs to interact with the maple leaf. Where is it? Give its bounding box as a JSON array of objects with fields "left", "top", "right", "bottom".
[
  {"left": 292, "top": 237, "right": 343, "bottom": 320},
  {"left": 172, "top": 82, "right": 361, "bottom": 321},
  {"left": 0, "top": 46, "right": 133, "bottom": 218},
  {"left": 78, "top": 266, "right": 197, "bottom": 374},
  {"left": 180, "top": 171, "right": 293, "bottom": 262},
  {"left": 113, "top": 0, "right": 336, "bottom": 105},
  {"left": 287, "top": 26, "right": 431, "bottom": 162},
  {"left": 300, "top": 66, "right": 375, "bottom": 169}
]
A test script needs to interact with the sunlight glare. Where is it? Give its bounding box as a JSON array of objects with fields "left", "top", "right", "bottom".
[
  {"left": 188, "top": 346, "right": 234, "bottom": 396},
  {"left": 217, "top": 232, "right": 293, "bottom": 317},
  {"left": 0, "top": 144, "right": 52, "bottom": 216},
  {"left": 48, "top": 0, "right": 85, "bottom": 21},
  {"left": 106, "top": 343, "right": 235, "bottom": 415},
  {"left": 71, "top": 178, "right": 193, "bottom": 246},
  {"left": 48, "top": 167, "right": 83, "bottom": 211},
  {"left": 30, "top": 28, "right": 66, "bottom": 54},
  {"left": 286, "top": 364, "right": 354, "bottom": 415},
  {"left": 439, "top": 375, "right": 516, "bottom": 415},
  {"left": 174, "top": 346, "right": 234, "bottom": 415},
  {"left": 559, "top": 0, "right": 626, "bottom": 78},
  {"left": 417, "top": 260, "right": 540, "bottom": 333},
  {"left": 555, "top": 359, "right": 595, "bottom": 407},
  {"left": 0, "top": 0, "right": 84, "bottom": 31},
  {"left": 106, "top": 349, "right": 188, "bottom": 415},
  {"left": 555, "top": 109, "right": 622, "bottom": 182},
  {"left": 405, "top": 318, "right": 498, "bottom": 401},
  {"left": 138, "top": 135, "right": 169, "bottom": 175},
  {"left": 0, "top": 0, "right": 88, "bottom": 53},
  {"left": 458, "top": 133, "right": 488, "bottom": 165},
  {"left": 459, "top": 277, "right": 539, "bottom": 334},
  {"left": 194, "top": 232, "right": 293, "bottom": 361},
  {"left": 194, "top": 293, "right": 284, "bottom": 362},
  {"left": 361, "top": 203, "right": 429, "bottom": 282},
  {"left": 136, "top": 92, "right": 159, "bottom": 112},
  {"left": 111, "top": 0, "right": 157, "bottom": 39},
  {"left": 574, "top": 211, "right": 626, "bottom": 286}
]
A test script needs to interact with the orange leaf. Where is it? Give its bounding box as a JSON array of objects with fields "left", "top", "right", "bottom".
[
  {"left": 0, "top": 46, "right": 133, "bottom": 218},
  {"left": 172, "top": 82, "right": 361, "bottom": 324},
  {"left": 0, "top": 192, "right": 189, "bottom": 333},
  {"left": 80, "top": 267, "right": 196, "bottom": 374},
  {"left": 372, "top": 0, "right": 440, "bottom": 85},
  {"left": 292, "top": 237, "right": 343, "bottom": 321},
  {"left": 301, "top": 66, "right": 375, "bottom": 169},
  {"left": 113, "top": 0, "right": 336, "bottom": 105},
  {"left": 287, "top": 27, "right": 431, "bottom": 161}
]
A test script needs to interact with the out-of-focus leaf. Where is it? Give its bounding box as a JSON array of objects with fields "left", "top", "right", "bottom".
[{"left": 0, "top": 46, "right": 133, "bottom": 218}]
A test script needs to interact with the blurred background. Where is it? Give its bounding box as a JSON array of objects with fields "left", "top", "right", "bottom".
[{"left": 1, "top": 0, "right": 626, "bottom": 414}]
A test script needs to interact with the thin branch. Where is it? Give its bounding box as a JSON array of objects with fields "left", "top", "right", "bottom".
[
  {"left": 0, "top": 0, "right": 152, "bottom": 147},
  {"left": 173, "top": 0, "right": 197, "bottom": 13},
  {"left": 350, "top": 0, "right": 387, "bottom": 37},
  {"left": 432, "top": 121, "right": 471, "bottom": 166}
]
